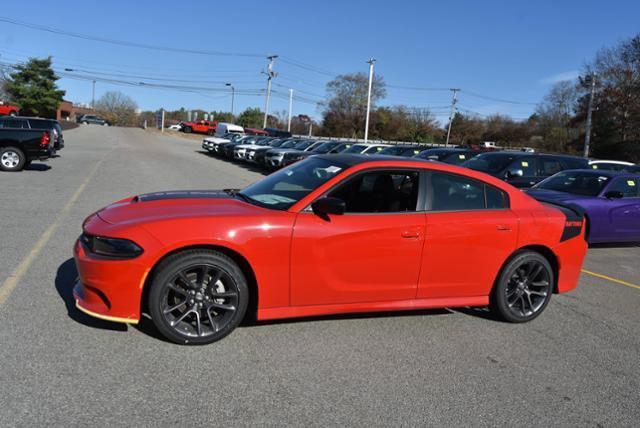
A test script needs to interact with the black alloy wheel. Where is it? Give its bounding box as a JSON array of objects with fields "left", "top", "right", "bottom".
[
  {"left": 490, "top": 251, "right": 553, "bottom": 323},
  {"left": 149, "top": 250, "right": 248, "bottom": 345}
]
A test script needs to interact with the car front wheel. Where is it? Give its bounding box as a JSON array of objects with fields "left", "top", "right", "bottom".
[
  {"left": 148, "top": 249, "right": 248, "bottom": 345},
  {"left": 0, "top": 147, "right": 26, "bottom": 171},
  {"left": 490, "top": 251, "right": 553, "bottom": 323}
]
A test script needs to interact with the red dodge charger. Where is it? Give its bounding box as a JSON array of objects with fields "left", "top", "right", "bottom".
[{"left": 74, "top": 155, "right": 587, "bottom": 344}]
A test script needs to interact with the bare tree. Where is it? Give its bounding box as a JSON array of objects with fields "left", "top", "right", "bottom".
[{"left": 95, "top": 91, "right": 138, "bottom": 126}]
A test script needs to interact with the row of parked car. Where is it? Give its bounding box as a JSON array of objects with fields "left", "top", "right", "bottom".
[
  {"left": 0, "top": 115, "right": 64, "bottom": 172},
  {"left": 201, "top": 133, "right": 639, "bottom": 188}
]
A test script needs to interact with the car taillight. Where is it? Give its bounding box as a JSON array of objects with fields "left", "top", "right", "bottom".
[{"left": 40, "top": 132, "right": 50, "bottom": 148}]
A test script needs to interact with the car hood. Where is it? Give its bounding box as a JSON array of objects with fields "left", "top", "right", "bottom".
[
  {"left": 235, "top": 144, "right": 265, "bottom": 150},
  {"left": 267, "top": 148, "right": 302, "bottom": 155},
  {"left": 203, "top": 136, "right": 230, "bottom": 144},
  {"left": 525, "top": 188, "right": 594, "bottom": 203},
  {"left": 95, "top": 190, "right": 262, "bottom": 226}
]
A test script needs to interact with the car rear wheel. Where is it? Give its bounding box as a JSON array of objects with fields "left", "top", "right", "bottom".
[
  {"left": 148, "top": 249, "right": 248, "bottom": 345},
  {"left": 0, "top": 147, "right": 26, "bottom": 172},
  {"left": 490, "top": 251, "right": 553, "bottom": 323},
  {"left": 183, "top": 126, "right": 192, "bottom": 133}
]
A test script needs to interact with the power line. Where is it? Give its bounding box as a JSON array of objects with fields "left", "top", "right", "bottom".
[{"left": 0, "top": 16, "right": 265, "bottom": 58}]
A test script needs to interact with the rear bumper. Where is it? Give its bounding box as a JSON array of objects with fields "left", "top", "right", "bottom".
[{"left": 554, "top": 226, "right": 588, "bottom": 293}]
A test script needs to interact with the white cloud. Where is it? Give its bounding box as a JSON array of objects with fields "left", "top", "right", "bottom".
[{"left": 540, "top": 70, "right": 580, "bottom": 85}]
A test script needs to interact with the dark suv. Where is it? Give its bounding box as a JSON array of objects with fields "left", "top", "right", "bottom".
[
  {"left": 0, "top": 116, "right": 64, "bottom": 150},
  {"left": 77, "top": 114, "right": 110, "bottom": 126},
  {"left": 463, "top": 152, "right": 588, "bottom": 188}
]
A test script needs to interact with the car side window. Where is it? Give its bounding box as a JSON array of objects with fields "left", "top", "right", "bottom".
[
  {"left": 607, "top": 178, "right": 639, "bottom": 198},
  {"left": 539, "top": 158, "right": 563, "bottom": 176},
  {"left": 430, "top": 172, "right": 509, "bottom": 211},
  {"left": 329, "top": 170, "right": 420, "bottom": 213},
  {"left": 508, "top": 158, "right": 536, "bottom": 176},
  {"left": 0, "top": 119, "right": 26, "bottom": 129}
]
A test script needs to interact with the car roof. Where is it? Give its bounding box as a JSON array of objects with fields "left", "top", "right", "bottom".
[{"left": 316, "top": 153, "right": 432, "bottom": 166}]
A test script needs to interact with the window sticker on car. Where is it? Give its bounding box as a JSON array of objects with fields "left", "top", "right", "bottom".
[
  {"left": 627, "top": 180, "right": 636, "bottom": 186},
  {"left": 414, "top": 150, "right": 420, "bottom": 154},
  {"left": 459, "top": 154, "right": 466, "bottom": 159},
  {"left": 592, "top": 165, "right": 599, "bottom": 169},
  {"left": 521, "top": 161, "right": 529, "bottom": 167}
]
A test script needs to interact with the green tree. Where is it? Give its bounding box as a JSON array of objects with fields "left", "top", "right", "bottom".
[
  {"left": 5, "top": 57, "right": 65, "bottom": 118},
  {"left": 95, "top": 91, "right": 138, "bottom": 126},
  {"left": 236, "top": 107, "right": 264, "bottom": 128}
]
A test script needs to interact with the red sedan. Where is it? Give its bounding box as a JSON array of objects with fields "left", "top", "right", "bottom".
[{"left": 74, "top": 155, "right": 587, "bottom": 345}]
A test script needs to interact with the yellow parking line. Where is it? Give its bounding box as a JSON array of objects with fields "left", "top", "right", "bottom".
[
  {"left": 581, "top": 269, "right": 640, "bottom": 290},
  {"left": 0, "top": 159, "right": 104, "bottom": 306}
]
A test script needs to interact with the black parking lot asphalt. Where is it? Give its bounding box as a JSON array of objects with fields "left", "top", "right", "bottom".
[{"left": 1, "top": 126, "right": 639, "bottom": 426}]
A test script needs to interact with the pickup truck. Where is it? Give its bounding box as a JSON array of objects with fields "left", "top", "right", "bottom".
[
  {"left": 0, "top": 128, "right": 55, "bottom": 171},
  {"left": 181, "top": 120, "right": 217, "bottom": 135},
  {"left": 0, "top": 116, "right": 65, "bottom": 150},
  {"left": 0, "top": 102, "right": 19, "bottom": 117}
]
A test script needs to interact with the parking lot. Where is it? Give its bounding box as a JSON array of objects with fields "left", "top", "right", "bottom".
[{"left": 1, "top": 125, "right": 639, "bottom": 426}]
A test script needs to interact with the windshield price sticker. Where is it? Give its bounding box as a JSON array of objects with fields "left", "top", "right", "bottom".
[
  {"left": 628, "top": 180, "right": 636, "bottom": 186},
  {"left": 459, "top": 154, "right": 465, "bottom": 159},
  {"left": 521, "top": 161, "right": 529, "bottom": 167}
]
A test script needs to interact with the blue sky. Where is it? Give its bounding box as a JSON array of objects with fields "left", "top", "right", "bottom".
[{"left": 1, "top": 0, "right": 638, "bottom": 124}]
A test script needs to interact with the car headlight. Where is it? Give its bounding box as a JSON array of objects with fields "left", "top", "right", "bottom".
[{"left": 80, "top": 234, "right": 143, "bottom": 259}]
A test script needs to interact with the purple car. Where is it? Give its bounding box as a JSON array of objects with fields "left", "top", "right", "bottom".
[{"left": 527, "top": 169, "right": 640, "bottom": 244}]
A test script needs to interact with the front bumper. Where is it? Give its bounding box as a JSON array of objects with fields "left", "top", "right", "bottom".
[{"left": 73, "top": 238, "right": 149, "bottom": 324}]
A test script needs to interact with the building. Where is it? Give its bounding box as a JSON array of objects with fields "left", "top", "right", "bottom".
[{"left": 56, "top": 100, "right": 94, "bottom": 121}]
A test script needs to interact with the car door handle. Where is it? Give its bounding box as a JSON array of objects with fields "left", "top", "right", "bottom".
[
  {"left": 401, "top": 230, "right": 421, "bottom": 238},
  {"left": 496, "top": 225, "right": 512, "bottom": 231}
]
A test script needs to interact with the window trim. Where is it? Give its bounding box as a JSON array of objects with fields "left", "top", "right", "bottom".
[
  {"left": 425, "top": 170, "right": 511, "bottom": 213},
  {"left": 303, "top": 167, "right": 428, "bottom": 215}
]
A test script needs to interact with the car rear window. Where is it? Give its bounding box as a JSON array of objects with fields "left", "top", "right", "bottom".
[{"left": 430, "top": 172, "right": 509, "bottom": 211}]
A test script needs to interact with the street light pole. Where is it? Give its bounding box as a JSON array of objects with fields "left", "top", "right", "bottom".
[
  {"left": 92, "top": 80, "right": 96, "bottom": 109},
  {"left": 583, "top": 73, "right": 597, "bottom": 158},
  {"left": 364, "top": 58, "right": 376, "bottom": 143},
  {"left": 262, "top": 55, "right": 278, "bottom": 129},
  {"left": 225, "top": 83, "right": 235, "bottom": 116},
  {"left": 287, "top": 88, "right": 293, "bottom": 132}
]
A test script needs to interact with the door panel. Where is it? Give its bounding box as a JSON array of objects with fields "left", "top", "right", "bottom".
[
  {"left": 604, "top": 178, "right": 640, "bottom": 239},
  {"left": 290, "top": 212, "right": 426, "bottom": 306},
  {"left": 418, "top": 210, "right": 519, "bottom": 299}
]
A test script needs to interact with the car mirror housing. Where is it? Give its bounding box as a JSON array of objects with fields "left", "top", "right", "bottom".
[
  {"left": 507, "top": 169, "right": 524, "bottom": 178},
  {"left": 604, "top": 190, "right": 624, "bottom": 199},
  {"left": 311, "top": 197, "right": 346, "bottom": 220}
]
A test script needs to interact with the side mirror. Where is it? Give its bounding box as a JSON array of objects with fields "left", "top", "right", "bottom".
[
  {"left": 311, "top": 197, "right": 346, "bottom": 220},
  {"left": 507, "top": 169, "right": 524, "bottom": 178},
  {"left": 604, "top": 190, "right": 624, "bottom": 199}
]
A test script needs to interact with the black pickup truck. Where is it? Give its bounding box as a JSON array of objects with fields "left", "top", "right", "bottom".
[
  {"left": 0, "top": 116, "right": 64, "bottom": 150},
  {"left": 0, "top": 128, "right": 55, "bottom": 171}
]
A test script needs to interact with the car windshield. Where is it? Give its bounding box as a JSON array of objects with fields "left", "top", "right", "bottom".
[
  {"left": 535, "top": 171, "right": 610, "bottom": 196},
  {"left": 294, "top": 140, "right": 314, "bottom": 150},
  {"left": 239, "top": 157, "right": 348, "bottom": 210},
  {"left": 378, "top": 146, "right": 409, "bottom": 156},
  {"left": 279, "top": 141, "right": 297, "bottom": 149},
  {"left": 343, "top": 144, "right": 367, "bottom": 154},
  {"left": 312, "top": 142, "right": 340, "bottom": 154},
  {"left": 464, "top": 153, "right": 518, "bottom": 173},
  {"left": 590, "top": 162, "right": 628, "bottom": 171}
]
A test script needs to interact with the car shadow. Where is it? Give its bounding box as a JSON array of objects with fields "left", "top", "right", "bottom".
[
  {"left": 241, "top": 307, "right": 456, "bottom": 328},
  {"left": 25, "top": 163, "right": 52, "bottom": 172},
  {"left": 589, "top": 242, "right": 640, "bottom": 249},
  {"left": 55, "top": 258, "right": 128, "bottom": 332}
]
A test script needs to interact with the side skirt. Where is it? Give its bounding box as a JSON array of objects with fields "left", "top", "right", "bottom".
[{"left": 257, "top": 296, "right": 489, "bottom": 321}]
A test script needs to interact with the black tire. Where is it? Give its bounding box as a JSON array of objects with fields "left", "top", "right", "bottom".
[
  {"left": 207, "top": 129, "right": 215, "bottom": 136},
  {"left": 0, "top": 146, "right": 26, "bottom": 172},
  {"left": 24, "top": 159, "right": 32, "bottom": 168},
  {"left": 490, "top": 251, "right": 553, "bottom": 323},
  {"left": 183, "top": 126, "right": 192, "bottom": 133},
  {"left": 9, "top": 111, "right": 17, "bottom": 117},
  {"left": 148, "top": 249, "right": 248, "bottom": 345}
]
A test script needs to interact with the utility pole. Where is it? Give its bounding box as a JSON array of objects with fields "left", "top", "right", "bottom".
[
  {"left": 287, "top": 89, "right": 293, "bottom": 132},
  {"left": 225, "top": 83, "right": 235, "bottom": 116},
  {"left": 583, "top": 73, "right": 597, "bottom": 158},
  {"left": 364, "top": 58, "right": 376, "bottom": 143},
  {"left": 92, "top": 80, "right": 96, "bottom": 109},
  {"left": 262, "top": 55, "right": 278, "bottom": 129},
  {"left": 445, "top": 88, "right": 460, "bottom": 147}
]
